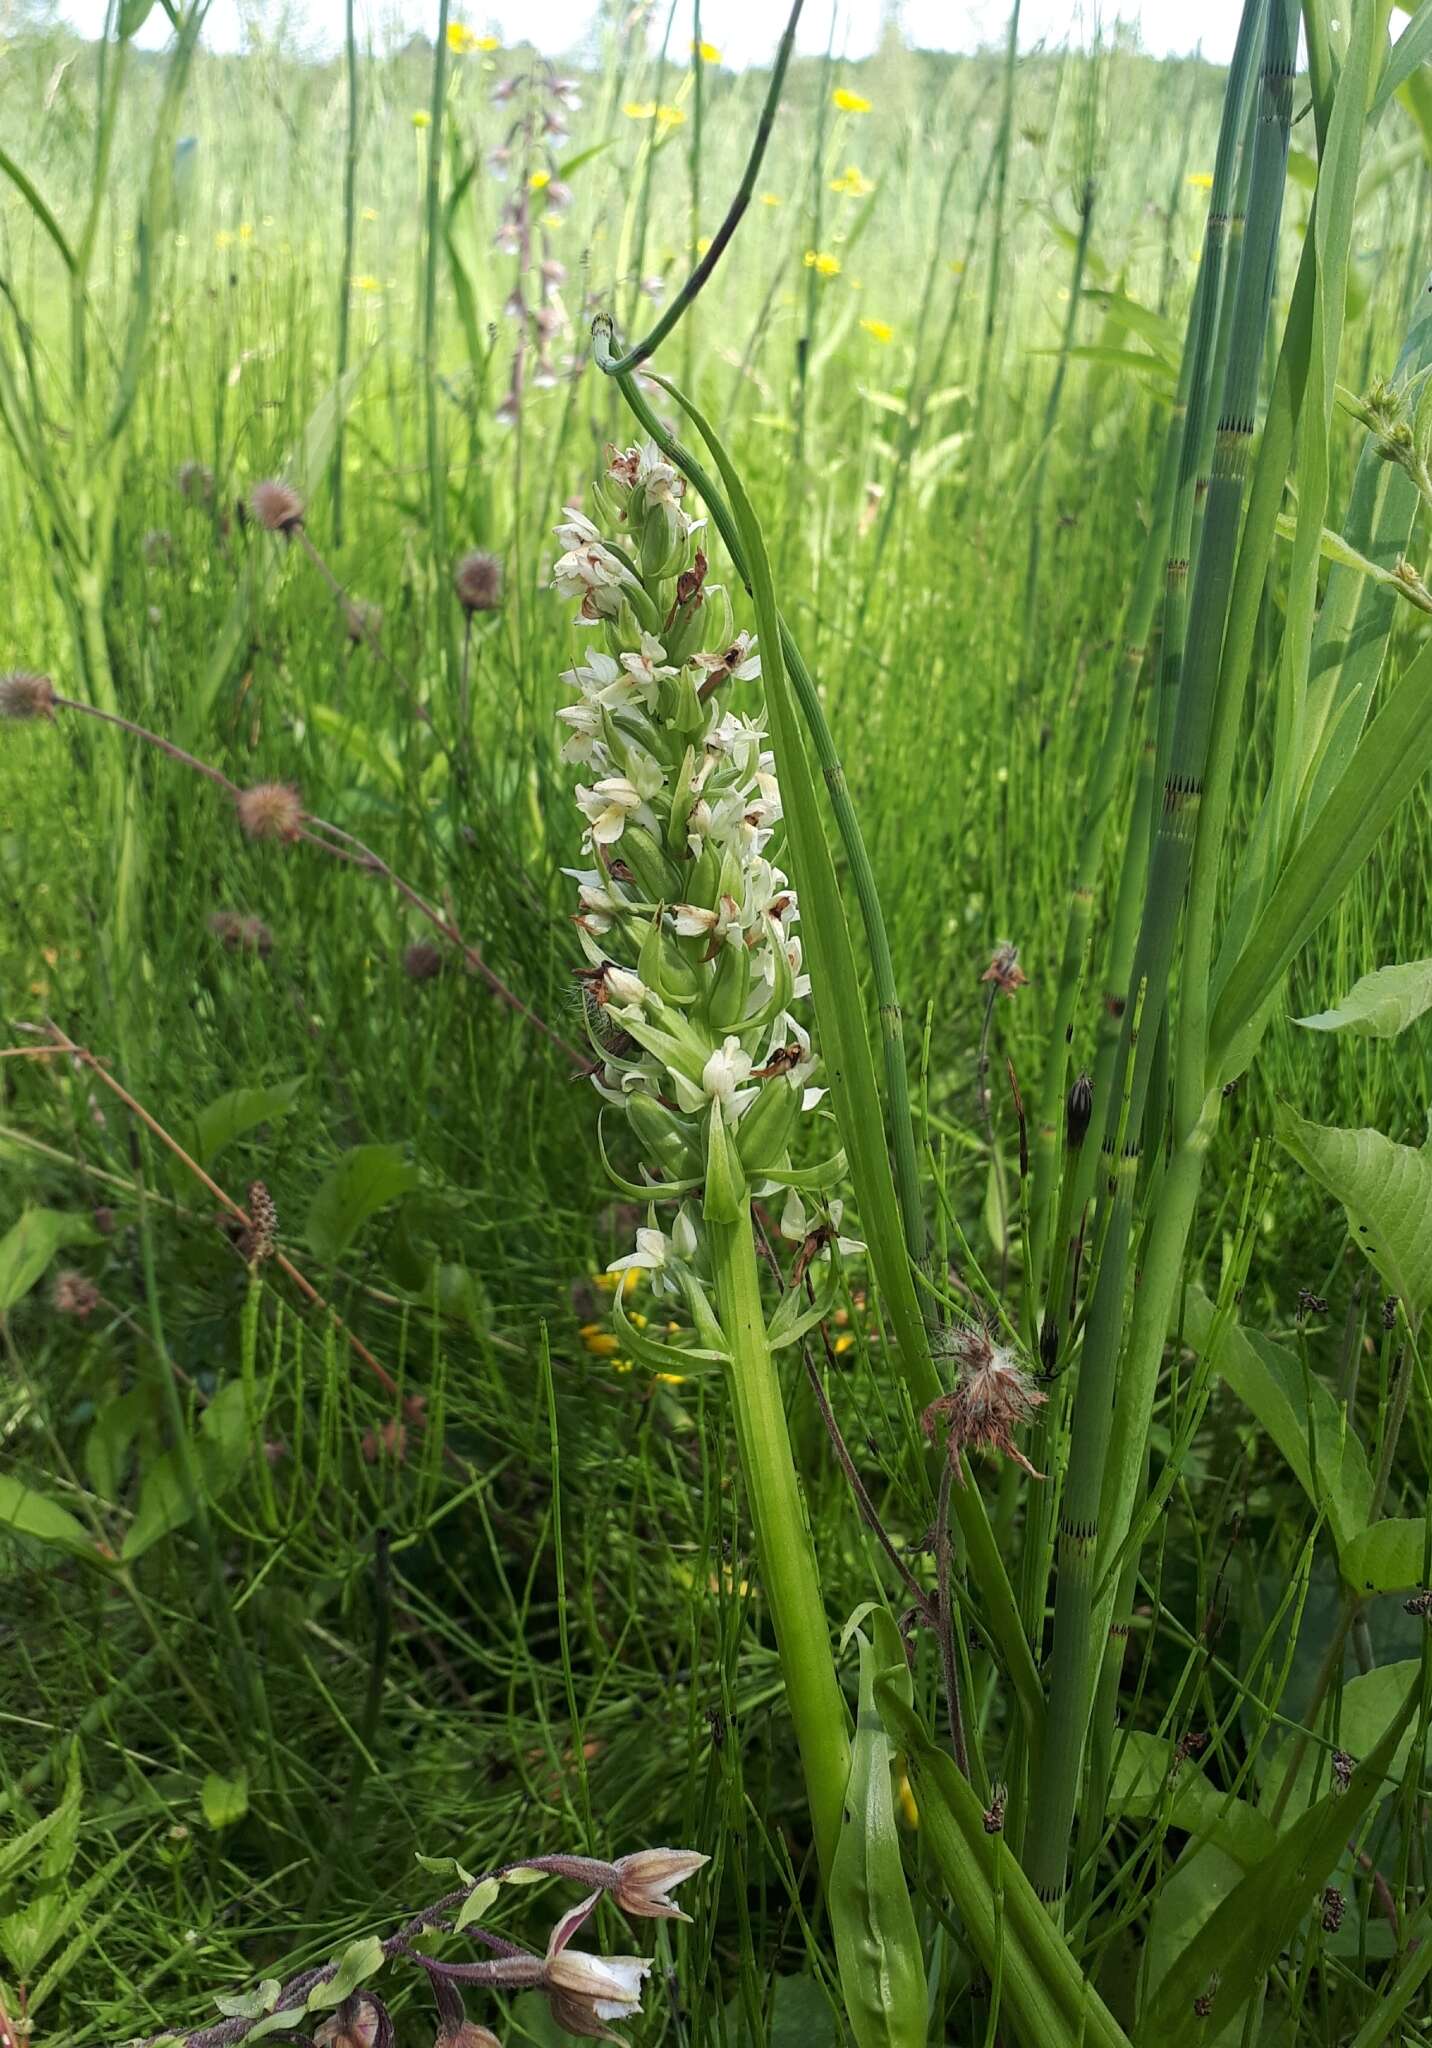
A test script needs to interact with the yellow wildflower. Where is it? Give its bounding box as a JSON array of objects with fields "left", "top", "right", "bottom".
[
  {"left": 351, "top": 274, "right": 381, "bottom": 293},
  {"left": 412, "top": 109, "right": 432, "bottom": 128},
  {"left": 580, "top": 1322, "right": 620, "bottom": 1358},
  {"left": 362, "top": 207, "right": 379, "bottom": 222},
  {"left": 829, "top": 164, "right": 874, "bottom": 197},
  {"left": 476, "top": 34, "right": 499, "bottom": 49},
  {"left": 833, "top": 1332, "right": 857, "bottom": 1355},
  {"left": 804, "top": 249, "right": 841, "bottom": 278},
  {"left": 833, "top": 86, "right": 872, "bottom": 113},
  {"left": 949, "top": 258, "right": 966, "bottom": 275},
  {"left": 696, "top": 235, "right": 712, "bottom": 256},
  {"left": 529, "top": 168, "right": 551, "bottom": 191},
  {"left": 238, "top": 223, "right": 254, "bottom": 241},
  {"left": 446, "top": 21, "right": 478, "bottom": 52},
  {"left": 1187, "top": 171, "right": 1214, "bottom": 190},
  {"left": 758, "top": 192, "right": 782, "bottom": 206},
  {"left": 623, "top": 100, "right": 656, "bottom": 119},
  {"left": 611, "top": 1357, "right": 633, "bottom": 1374},
  {"left": 654, "top": 1371, "right": 688, "bottom": 1386},
  {"left": 593, "top": 1269, "right": 640, "bottom": 1297},
  {"left": 215, "top": 230, "right": 235, "bottom": 250},
  {"left": 656, "top": 104, "right": 686, "bottom": 131},
  {"left": 693, "top": 39, "right": 721, "bottom": 62}
]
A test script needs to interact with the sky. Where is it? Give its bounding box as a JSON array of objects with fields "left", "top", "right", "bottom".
[{"left": 51, "top": 0, "right": 1248, "bottom": 66}]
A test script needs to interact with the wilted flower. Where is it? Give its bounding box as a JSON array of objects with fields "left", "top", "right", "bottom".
[
  {"left": 53, "top": 1270, "right": 100, "bottom": 1319},
  {"left": 981, "top": 941, "right": 1029, "bottom": 996},
  {"left": 609, "top": 1848, "right": 709, "bottom": 1920},
  {"left": 692, "top": 632, "right": 760, "bottom": 695},
  {"left": 0, "top": 670, "right": 56, "bottom": 721},
  {"left": 236, "top": 782, "right": 304, "bottom": 842},
  {"left": 249, "top": 479, "right": 304, "bottom": 534},
  {"left": 924, "top": 1320, "right": 1046, "bottom": 1479}
]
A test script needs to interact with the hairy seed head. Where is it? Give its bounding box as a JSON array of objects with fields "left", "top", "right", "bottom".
[
  {"left": 236, "top": 782, "right": 304, "bottom": 842},
  {"left": 249, "top": 478, "right": 305, "bottom": 534},
  {"left": 454, "top": 549, "right": 504, "bottom": 612},
  {"left": 0, "top": 670, "right": 56, "bottom": 721}
]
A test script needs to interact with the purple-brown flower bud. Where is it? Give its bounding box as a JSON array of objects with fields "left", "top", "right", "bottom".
[
  {"left": 608, "top": 1848, "right": 709, "bottom": 1920},
  {"left": 236, "top": 782, "right": 304, "bottom": 842}
]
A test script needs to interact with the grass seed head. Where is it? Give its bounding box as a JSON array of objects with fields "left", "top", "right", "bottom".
[
  {"left": 249, "top": 478, "right": 305, "bottom": 534},
  {"left": 0, "top": 670, "right": 56, "bottom": 721},
  {"left": 236, "top": 782, "right": 304, "bottom": 841},
  {"left": 455, "top": 549, "right": 504, "bottom": 612}
]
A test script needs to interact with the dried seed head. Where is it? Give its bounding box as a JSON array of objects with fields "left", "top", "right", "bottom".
[
  {"left": 176, "top": 459, "right": 215, "bottom": 504},
  {"left": 208, "top": 910, "right": 274, "bottom": 956},
  {"left": 1403, "top": 1588, "right": 1432, "bottom": 1618},
  {"left": 404, "top": 940, "right": 445, "bottom": 982},
  {"left": 980, "top": 941, "right": 1029, "bottom": 997},
  {"left": 924, "top": 1320, "right": 1046, "bottom": 1479},
  {"left": 1382, "top": 1294, "right": 1399, "bottom": 1330},
  {"left": 1065, "top": 1071, "right": 1094, "bottom": 1150},
  {"left": 981, "top": 1782, "right": 1007, "bottom": 1834},
  {"left": 0, "top": 670, "right": 56, "bottom": 721},
  {"left": 249, "top": 479, "right": 305, "bottom": 534},
  {"left": 454, "top": 549, "right": 504, "bottom": 613},
  {"left": 1331, "top": 1748, "right": 1354, "bottom": 1790},
  {"left": 236, "top": 782, "right": 304, "bottom": 842},
  {"left": 53, "top": 1269, "right": 100, "bottom": 1319},
  {"left": 1320, "top": 1886, "right": 1344, "bottom": 1933}
]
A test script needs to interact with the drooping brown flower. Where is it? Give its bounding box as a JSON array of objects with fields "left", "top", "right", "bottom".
[
  {"left": 236, "top": 782, "right": 304, "bottom": 842},
  {"left": 249, "top": 479, "right": 305, "bottom": 535},
  {"left": 608, "top": 1848, "right": 709, "bottom": 1921},
  {"left": 0, "top": 670, "right": 56, "bottom": 721},
  {"left": 454, "top": 549, "right": 504, "bottom": 613}
]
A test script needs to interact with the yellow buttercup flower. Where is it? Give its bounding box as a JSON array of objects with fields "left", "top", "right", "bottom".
[
  {"left": 238, "top": 222, "right": 254, "bottom": 242},
  {"left": 1187, "top": 171, "right": 1214, "bottom": 190},
  {"left": 758, "top": 192, "right": 782, "bottom": 207},
  {"left": 829, "top": 164, "right": 874, "bottom": 198},
  {"left": 654, "top": 1371, "right": 688, "bottom": 1386},
  {"left": 804, "top": 249, "right": 841, "bottom": 278},
  {"left": 656, "top": 104, "right": 686, "bottom": 130},
  {"left": 695, "top": 235, "right": 712, "bottom": 256},
  {"left": 580, "top": 1322, "right": 620, "bottom": 1358},
  {"left": 215, "top": 230, "right": 234, "bottom": 250},
  {"left": 833, "top": 86, "right": 872, "bottom": 113},
  {"left": 351, "top": 274, "right": 381, "bottom": 293},
  {"left": 692, "top": 39, "right": 721, "bottom": 63},
  {"left": 446, "top": 21, "right": 478, "bottom": 52},
  {"left": 412, "top": 109, "right": 432, "bottom": 128},
  {"left": 592, "top": 1268, "right": 640, "bottom": 1296},
  {"left": 529, "top": 168, "right": 551, "bottom": 191},
  {"left": 623, "top": 100, "right": 656, "bottom": 119}
]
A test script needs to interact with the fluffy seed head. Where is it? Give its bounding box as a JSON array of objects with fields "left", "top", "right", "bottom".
[
  {"left": 924, "top": 1321, "right": 1046, "bottom": 1479},
  {"left": 236, "top": 782, "right": 304, "bottom": 842},
  {"left": 0, "top": 670, "right": 56, "bottom": 721},
  {"left": 53, "top": 1269, "right": 100, "bottom": 1319},
  {"left": 454, "top": 549, "right": 504, "bottom": 612},
  {"left": 249, "top": 478, "right": 305, "bottom": 534}
]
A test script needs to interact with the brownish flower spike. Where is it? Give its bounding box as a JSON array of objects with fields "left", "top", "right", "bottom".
[
  {"left": 236, "top": 782, "right": 304, "bottom": 842},
  {"left": 0, "top": 670, "right": 56, "bottom": 721},
  {"left": 249, "top": 479, "right": 305, "bottom": 535}
]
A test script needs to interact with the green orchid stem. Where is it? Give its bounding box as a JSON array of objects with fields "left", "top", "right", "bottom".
[{"left": 709, "top": 1202, "right": 851, "bottom": 1878}]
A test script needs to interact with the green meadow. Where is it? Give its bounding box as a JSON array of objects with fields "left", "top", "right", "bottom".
[{"left": 1, "top": 3, "right": 1430, "bottom": 2043}]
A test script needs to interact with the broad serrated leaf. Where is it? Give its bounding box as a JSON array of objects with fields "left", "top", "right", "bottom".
[
  {"left": 1275, "top": 1106, "right": 1432, "bottom": 1318},
  {"left": 306, "top": 1144, "right": 420, "bottom": 1264},
  {"left": 1294, "top": 959, "right": 1432, "bottom": 1038}
]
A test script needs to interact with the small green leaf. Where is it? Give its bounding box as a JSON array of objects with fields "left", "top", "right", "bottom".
[
  {"left": 1294, "top": 959, "right": 1432, "bottom": 1038},
  {"left": 0, "top": 1477, "right": 96, "bottom": 1559},
  {"left": 248, "top": 2007, "right": 307, "bottom": 2042},
  {"left": 306, "top": 1144, "right": 421, "bottom": 1263},
  {"left": 414, "top": 1852, "right": 475, "bottom": 1884},
  {"left": 455, "top": 1877, "right": 500, "bottom": 1932},
  {"left": 1341, "top": 1517, "right": 1427, "bottom": 1593},
  {"left": 121, "top": 1381, "right": 255, "bottom": 1562},
  {"left": 200, "top": 1769, "right": 249, "bottom": 1830},
  {"left": 0, "top": 1209, "right": 98, "bottom": 1313},
  {"left": 190, "top": 1080, "right": 302, "bottom": 1172},
  {"left": 1109, "top": 1733, "right": 1275, "bottom": 1867},
  {"left": 1275, "top": 1105, "right": 1432, "bottom": 1318},
  {"left": 306, "top": 1935, "right": 385, "bottom": 2010},
  {"left": 215, "top": 1981, "right": 281, "bottom": 2020}
]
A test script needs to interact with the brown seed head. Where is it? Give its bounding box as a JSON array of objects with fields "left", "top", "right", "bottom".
[
  {"left": 249, "top": 479, "right": 305, "bottom": 534},
  {"left": 454, "top": 549, "right": 503, "bottom": 612},
  {"left": 0, "top": 671, "right": 56, "bottom": 721},
  {"left": 243, "top": 1181, "right": 278, "bottom": 1264},
  {"left": 404, "top": 940, "right": 445, "bottom": 982},
  {"left": 236, "top": 782, "right": 304, "bottom": 842},
  {"left": 923, "top": 1321, "right": 1046, "bottom": 1479},
  {"left": 53, "top": 1269, "right": 100, "bottom": 1320},
  {"left": 980, "top": 941, "right": 1029, "bottom": 997}
]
